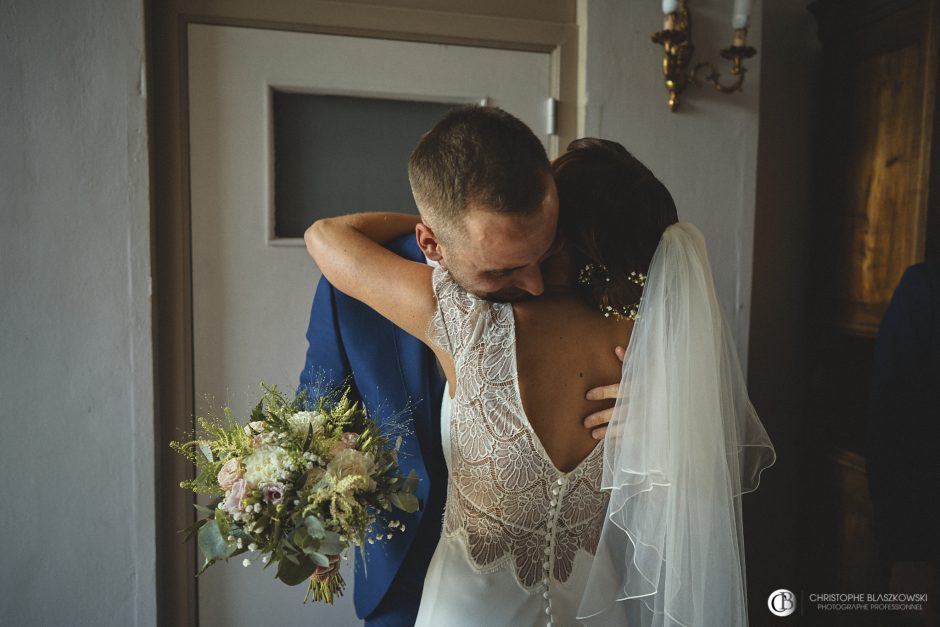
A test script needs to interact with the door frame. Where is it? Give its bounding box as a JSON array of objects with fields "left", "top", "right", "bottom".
[{"left": 146, "top": 1, "right": 579, "bottom": 624}]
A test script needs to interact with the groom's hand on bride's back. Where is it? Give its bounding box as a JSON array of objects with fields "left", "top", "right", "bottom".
[{"left": 583, "top": 346, "right": 626, "bottom": 439}]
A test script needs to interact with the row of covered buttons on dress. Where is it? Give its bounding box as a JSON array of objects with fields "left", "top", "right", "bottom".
[{"left": 542, "top": 474, "right": 568, "bottom": 627}]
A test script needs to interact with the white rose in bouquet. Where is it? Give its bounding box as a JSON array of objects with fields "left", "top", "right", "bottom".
[
  {"left": 326, "top": 448, "right": 376, "bottom": 492},
  {"left": 217, "top": 457, "right": 243, "bottom": 490},
  {"left": 243, "top": 444, "right": 292, "bottom": 486},
  {"left": 243, "top": 420, "right": 266, "bottom": 434},
  {"left": 243, "top": 421, "right": 268, "bottom": 446},
  {"left": 288, "top": 411, "right": 327, "bottom": 438},
  {"left": 222, "top": 478, "right": 249, "bottom": 514}
]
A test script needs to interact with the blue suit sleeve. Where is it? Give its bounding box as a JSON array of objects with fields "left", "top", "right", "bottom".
[
  {"left": 297, "top": 275, "right": 359, "bottom": 408},
  {"left": 865, "top": 263, "right": 939, "bottom": 563}
]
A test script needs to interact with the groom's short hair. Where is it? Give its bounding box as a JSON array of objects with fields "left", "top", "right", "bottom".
[{"left": 408, "top": 106, "right": 550, "bottom": 239}]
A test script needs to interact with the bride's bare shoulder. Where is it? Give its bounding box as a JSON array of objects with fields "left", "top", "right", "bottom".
[{"left": 514, "top": 295, "right": 632, "bottom": 340}]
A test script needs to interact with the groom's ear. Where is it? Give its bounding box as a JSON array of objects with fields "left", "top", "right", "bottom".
[{"left": 415, "top": 222, "right": 444, "bottom": 262}]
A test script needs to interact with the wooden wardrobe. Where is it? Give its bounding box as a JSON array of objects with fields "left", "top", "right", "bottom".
[{"left": 800, "top": 0, "right": 939, "bottom": 625}]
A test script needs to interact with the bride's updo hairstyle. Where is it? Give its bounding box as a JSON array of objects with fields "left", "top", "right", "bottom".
[{"left": 552, "top": 138, "right": 679, "bottom": 320}]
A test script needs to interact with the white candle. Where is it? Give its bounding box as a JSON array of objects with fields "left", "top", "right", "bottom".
[
  {"left": 732, "top": 0, "right": 751, "bottom": 29},
  {"left": 663, "top": 0, "right": 679, "bottom": 14}
]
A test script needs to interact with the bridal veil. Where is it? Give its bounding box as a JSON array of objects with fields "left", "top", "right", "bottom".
[{"left": 576, "top": 222, "right": 777, "bottom": 627}]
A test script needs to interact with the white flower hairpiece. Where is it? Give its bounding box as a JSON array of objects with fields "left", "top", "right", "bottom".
[{"left": 577, "top": 263, "right": 646, "bottom": 321}]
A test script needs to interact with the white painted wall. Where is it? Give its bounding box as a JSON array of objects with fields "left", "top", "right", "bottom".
[
  {"left": 0, "top": 1, "right": 155, "bottom": 626},
  {"left": 582, "top": 0, "right": 763, "bottom": 368},
  {"left": 0, "top": 0, "right": 814, "bottom": 624}
]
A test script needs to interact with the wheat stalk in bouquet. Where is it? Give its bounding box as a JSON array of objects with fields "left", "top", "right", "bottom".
[{"left": 170, "top": 382, "right": 420, "bottom": 604}]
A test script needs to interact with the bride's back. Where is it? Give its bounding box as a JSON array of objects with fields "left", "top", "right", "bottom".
[
  {"left": 519, "top": 136, "right": 677, "bottom": 472},
  {"left": 513, "top": 293, "right": 633, "bottom": 472}
]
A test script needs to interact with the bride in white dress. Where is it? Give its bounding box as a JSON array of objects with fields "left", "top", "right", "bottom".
[
  {"left": 307, "top": 138, "right": 776, "bottom": 627},
  {"left": 416, "top": 263, "right": 612, "bottom": 627}
]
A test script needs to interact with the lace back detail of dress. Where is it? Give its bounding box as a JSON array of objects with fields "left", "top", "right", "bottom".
[{"left": 428, "top": 266, "right": 610, "bottom": 589}]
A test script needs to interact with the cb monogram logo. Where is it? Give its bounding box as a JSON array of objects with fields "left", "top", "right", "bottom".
[{"left": 768, "top": 588, "right": 796, "bottom": 617}]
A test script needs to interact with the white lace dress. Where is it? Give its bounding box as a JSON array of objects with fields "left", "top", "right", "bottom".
[{"left": 414, "top": 266, "right": 610, "bottom": 627}]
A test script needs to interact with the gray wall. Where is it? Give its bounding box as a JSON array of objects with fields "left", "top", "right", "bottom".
[
  {"left": 583, "top": 0, "right": 763, "bottom": 368},
  {"left": 0, "top": 1, "right": 155, "bottom": 626}
]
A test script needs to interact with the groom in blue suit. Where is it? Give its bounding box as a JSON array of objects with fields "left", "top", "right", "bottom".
[{"left": 297, "top": 232, "right": 446, "bottom": 626}]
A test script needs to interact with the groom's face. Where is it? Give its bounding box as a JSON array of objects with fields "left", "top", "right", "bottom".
[{"left": 422, "top": 176, "right": 559, "bottom": 302}]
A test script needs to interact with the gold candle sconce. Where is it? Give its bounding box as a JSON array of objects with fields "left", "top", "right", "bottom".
[{"left": 651, "top": 1, "right": 757, "bottom": 112}]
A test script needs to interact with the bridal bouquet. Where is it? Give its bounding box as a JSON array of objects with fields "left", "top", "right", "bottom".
[{"left": 170, "top": 382, "right": 420, "bottom": 604}]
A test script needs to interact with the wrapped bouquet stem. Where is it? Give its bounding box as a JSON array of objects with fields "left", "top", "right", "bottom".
[{"left": 170, "top": 382, "right": 420, "bottom": 604}]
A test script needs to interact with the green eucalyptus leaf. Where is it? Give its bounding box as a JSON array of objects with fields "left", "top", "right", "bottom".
[
  {"left": 318, "top": 530, "right": 343, "bottom": 556},
  {"left": 214, "top": 507, "right": 231, "bottom": 538},
  {"left": 292, "top": 528, "right": 309, "bottom": 548},
  {"left": 403, "top": 469, "right": 419, "bottom": 494},
  {"left": 304, "top": 515, "right": 326, "bottom": 540},
  {"left": 197, "top": 520, "right": 235, "bottom": 562},
  {"left": 308, "top": 551, "right": 330, "bottom": 568},
  {"left": 198, "top": 443, "right": 214, "bottom": 463},
  {"left": 276, "top": 552, "right": 316, "bottom": 586},
  {"left": 301, "top": 543, "right": 321, "bottom": 557},
  {"left": 389, "top": 491, "right": 420, "bottom": 513}
]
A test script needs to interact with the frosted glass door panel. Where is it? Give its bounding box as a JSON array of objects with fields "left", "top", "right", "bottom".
[{"left": 273, "top": 92, "right": 458, "bottom": 238}]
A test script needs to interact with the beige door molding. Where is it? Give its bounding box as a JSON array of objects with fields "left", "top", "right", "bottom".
[{"left": 148, "top": 1, "right": 578, "bottom": 625}]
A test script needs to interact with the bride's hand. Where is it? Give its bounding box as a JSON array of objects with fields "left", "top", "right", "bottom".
[{"left": 582, "top": 346, "right": 626, "bottom": 439}]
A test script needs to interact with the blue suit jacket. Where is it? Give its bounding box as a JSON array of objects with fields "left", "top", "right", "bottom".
[
  {"left": 865, "top": 261, "right": 940, "bottom": 567},
  {"left": 297, "top": 235, "right": 447, "bottom": 621}
]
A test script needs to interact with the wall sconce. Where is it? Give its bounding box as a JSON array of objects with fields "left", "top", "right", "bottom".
[{"left": 651, "top": 0, "right": 757, "bottom": 112}]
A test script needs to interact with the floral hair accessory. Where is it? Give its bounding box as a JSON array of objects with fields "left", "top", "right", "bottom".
[
  {"left": 578, "top": 262, "right": 609, "bottom": 286},
  {"left": 577, "top": 263, "right": 647, "bottom": 321}
]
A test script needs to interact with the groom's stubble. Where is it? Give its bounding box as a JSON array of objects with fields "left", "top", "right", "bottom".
[{"left": 417, "top": 175, "right": 560, "bottom": 303}]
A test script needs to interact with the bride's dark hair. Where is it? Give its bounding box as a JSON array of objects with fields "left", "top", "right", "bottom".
[{"left": 552, "top": 138, "right": 679, "bottom": 319}]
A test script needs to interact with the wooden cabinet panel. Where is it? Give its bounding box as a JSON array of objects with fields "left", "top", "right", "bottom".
[
  {"left": 811, "top": 0, "right": 937, "bottom": 336},
  {"left": 836, "top": 45, "right": 927, "bottom": 333}
]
